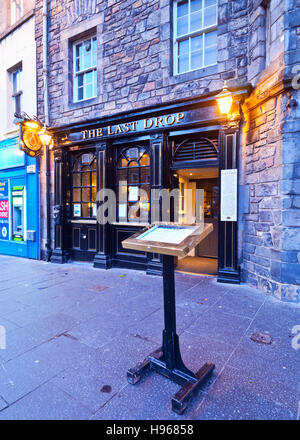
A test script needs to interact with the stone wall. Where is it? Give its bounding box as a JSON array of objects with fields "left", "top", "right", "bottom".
[
  {"left": 240, "top": 0, "right": 300, "bottom": 302},
  {"left": 35, "top": 0, "right": 250, "bottom": 127}
]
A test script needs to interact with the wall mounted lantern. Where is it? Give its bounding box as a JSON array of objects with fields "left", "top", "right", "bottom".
[
  {"left": 216, "top": 81, "right": 233, "bottom": 116},
  {"left": 38, "top": 124, "right": 52, "bottom": 148}
]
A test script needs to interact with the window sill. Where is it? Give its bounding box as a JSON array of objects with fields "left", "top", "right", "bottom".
[
  {"left": 170, "top": 64, "right": 218, "bottom": 85},
  {"left": 65, "top": 96, "right": 99, "bottom": 112}
]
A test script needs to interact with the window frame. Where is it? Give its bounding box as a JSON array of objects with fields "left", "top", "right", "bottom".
[
  {"left": 11, "top": 0, "right": 23, "bottom": 25},
  {"left": 71, "top": 152, "right": 97, "bottom": 219},
  {"left": 116, "top": 146, "right": 151, "bottom": 224},
  {"left": 72, "top": 35, "right": 97, "bottom": 103},
  {"left": 11, "top": 66, "right": 22, "bottom": 116},
  {"left": 173, "top": 0, "right": 218, "bottom": 76}
]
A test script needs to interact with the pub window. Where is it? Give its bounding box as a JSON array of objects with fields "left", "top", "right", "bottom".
[
  {"left": 11, "top": 66, "right": 22, "bottom": 116},
  {"left": 71, "top": 152, "right": 97, "bottom": 218},
  {"left": 116, "top": 146, "right": 151, "bottom": 223},
  {"left": 72, "top": 36, "right": 97, "bottom": 102},
  {"left": 173, "top": 0, "right": 218, "bottom": 75}
]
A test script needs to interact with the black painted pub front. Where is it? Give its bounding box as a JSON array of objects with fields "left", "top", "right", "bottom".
[{"left": 51, "top": 88, "right": 249, "bottom": 284}]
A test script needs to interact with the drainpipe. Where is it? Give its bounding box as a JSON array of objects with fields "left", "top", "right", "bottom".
[{"left": 42, "top": 0, "right": 52, "bottom": 261}]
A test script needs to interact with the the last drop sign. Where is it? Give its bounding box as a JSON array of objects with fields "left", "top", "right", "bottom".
[{"left": 0, "top": 180, "right": 9, "bottom": 240}]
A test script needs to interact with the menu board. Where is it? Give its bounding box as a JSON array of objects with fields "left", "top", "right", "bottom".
[
  {"left": 221, "top": 169, "right": 237, "bottom": 222},
  {"left": 122, "top": 223, "right": 213, "bottom": 257},
  {"left": 137, "top": 225, "right": 199, "bottom": 244}
]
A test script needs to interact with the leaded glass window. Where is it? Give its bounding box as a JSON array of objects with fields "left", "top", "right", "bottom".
[
  {"left": 71, "top": 152, "right": 97, "bottom": 218},
  {"left": 116, "top": 146, "right": 151, "bottom": 223}
]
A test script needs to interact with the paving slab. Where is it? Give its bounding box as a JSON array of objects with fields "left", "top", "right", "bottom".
[
  {"left": 188, "top": 365, "right": 299, "bottom": 420},
  {"left": 51, "top": 334, "right": 157, "bottom": 413},
  {"left": 0, "top": 334, "right": 96, "bottom": 404},
  {"left": 0, "top": 313, "right": 80, "bottom": 362},
  {"left": 91, "top": 373, "right": 184, "bottom": 421},
  {"left": 0, "top": 382, "right": 92, "bottom": 420},
  {"left": 186, "top": 308, "right": 252, "bottom": 346}
]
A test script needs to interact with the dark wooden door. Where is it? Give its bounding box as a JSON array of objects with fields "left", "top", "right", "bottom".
[
  {"left": 68, "top": 150, "right": 98, "bottom": 262},
  {"left": 70, "top": 222, "right": 97, "bottom": 261}
]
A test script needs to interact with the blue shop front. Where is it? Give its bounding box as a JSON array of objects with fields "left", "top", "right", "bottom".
[{"left": 0, "top": 136, "right": 39, "bottom": 259}]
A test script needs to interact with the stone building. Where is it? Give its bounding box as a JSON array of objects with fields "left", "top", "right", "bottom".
[{"left": 34, "top": 0, "right": 300, "bottom": 302}]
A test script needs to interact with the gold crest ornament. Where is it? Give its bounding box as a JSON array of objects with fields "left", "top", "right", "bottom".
[{"left": 21, "top": 125, "right": 43, "bottom": 157}]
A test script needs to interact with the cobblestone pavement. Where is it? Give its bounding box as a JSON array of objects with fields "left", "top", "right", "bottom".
[{"left": 0, "top": 255, "right": 299, "bottom": 420}]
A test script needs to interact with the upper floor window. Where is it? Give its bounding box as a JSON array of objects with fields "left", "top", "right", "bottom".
[
  {"left": 72, "top": 36, "right": 97, "bottom": 102},
  {"left": 173, "top": 0, "right": 218, "bottom": 75},
  {"left": 11, "top": 66, "right": 22, "bottom": 116},
  {"left": 11, "top": 0, "right": 23, "bottom": 25}
]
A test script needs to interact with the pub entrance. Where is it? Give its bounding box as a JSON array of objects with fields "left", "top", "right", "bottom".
[
  {"left": 68, "top": 149, "right": 97, "bottom": 262},
  {"left": 170, "top": 132, "right": 220, "bottom": 276},
  {"left": 174, "top": 167, "right": 219, "bottom": 276}
]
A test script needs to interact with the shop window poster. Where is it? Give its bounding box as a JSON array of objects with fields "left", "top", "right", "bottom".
[{"left": 0, "top": 180, "right": 9, "bottom": 240}]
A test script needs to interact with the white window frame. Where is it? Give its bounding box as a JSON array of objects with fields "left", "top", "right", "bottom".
[
  {"left": 11, "top": 66, "right": 22, "bottom": 116},
  {"left": 72, "top": 36, "right": 97, "bottom": 103},
  {"left": 11, "top": 0, "right": 23, "bottom": 25},
  {"left": 173, "top": 0, "right": 218, "bottom": 75}
]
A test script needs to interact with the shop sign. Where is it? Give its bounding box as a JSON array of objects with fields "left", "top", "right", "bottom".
[
  {"left": 20, "top": 125, "right": 43, "bottom": 157},
  {"left": 0, "top": 180, "right": 9, "bottom": 240},
  {"left": 57, "top": 104, "right": 221, "bottom": 146},
  {"left": 80, "top": 113, "right": 186, "bottom": 140},
  {"left": 27, "top": 164, "right": 36, "bottom": 174}
]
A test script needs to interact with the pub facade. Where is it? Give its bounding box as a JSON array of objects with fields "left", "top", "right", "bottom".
[{"left": 35, "top": 0, "right": 300, "bottom": 302}]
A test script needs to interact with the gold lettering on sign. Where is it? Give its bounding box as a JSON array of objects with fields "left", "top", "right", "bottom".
[
  {"left": 114, "top": 125, "right": 123, "bottom": 134},
  {"left": 177, "top": 113, "right": 185, "bottom": 123},
  {"left": 88, "top": 129, "right": 96, "bottom": 138},
  {"left": 130, "top": 121, "right": 137, "bottom": 131},
  {"left": 144, "top": 118, "right": 153, "bottom": 129},
  {"left": 80, "top": 113, "right": 185, "bottom": 139},
  {"left": 155, "top": 117, "right": 164, "bottom": 127},
  {"left": 165, "top": 114, "right": 175, "bottom": 125}
]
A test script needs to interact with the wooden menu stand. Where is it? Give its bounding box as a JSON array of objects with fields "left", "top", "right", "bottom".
[{"left": 122, "top": 223, "right": 215, "bottom": 415}]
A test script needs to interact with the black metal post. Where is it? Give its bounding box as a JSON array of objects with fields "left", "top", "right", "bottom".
[{"left": 127, "top": 253, "right": 215, "bottom": 414}]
